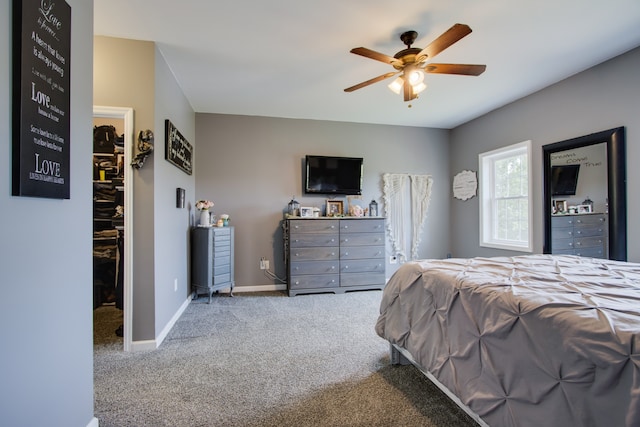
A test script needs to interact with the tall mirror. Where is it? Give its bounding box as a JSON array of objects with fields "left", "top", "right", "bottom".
[{"left": 543, "top": 127, "right": 627, "bottom": 261}]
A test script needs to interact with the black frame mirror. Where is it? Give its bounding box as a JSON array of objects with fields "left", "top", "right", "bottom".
[{"left": 543, "top": 127, "right": 627, "bottom": 261}]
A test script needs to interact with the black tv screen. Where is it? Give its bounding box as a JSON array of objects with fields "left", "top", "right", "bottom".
[
  {"left": 304, "top": 155, "right": 363, "bottom": 195},
  {"left": 551, "top": 164, "right": 580, "bottom": 196}
]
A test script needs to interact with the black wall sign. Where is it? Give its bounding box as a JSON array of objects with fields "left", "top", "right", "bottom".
[
  {"left": 12, "top": 0, "right": 71, "bottom": 199},
  {"left": 165, "top": 120, "right": 193, "bottom": 175}
]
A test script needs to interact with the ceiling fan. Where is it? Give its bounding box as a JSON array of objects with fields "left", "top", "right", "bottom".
[{"left": 344, "top": 23, "right": 486, "bottom": 102}]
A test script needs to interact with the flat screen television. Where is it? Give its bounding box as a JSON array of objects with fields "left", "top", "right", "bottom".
[
  {"left": 304, "top": 155, "right": 363, "bottom": 195},
  {"left": 551, "top": 164, "right": 580, "bottom": 196}
]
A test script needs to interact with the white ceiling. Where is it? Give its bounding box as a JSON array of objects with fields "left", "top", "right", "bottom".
[{"left": 94, "top": 0, "right": 640, "bottom": 129}]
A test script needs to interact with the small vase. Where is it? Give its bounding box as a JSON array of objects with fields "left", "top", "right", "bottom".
[
  {"left": 223, "top": 219, "right": 229, "bottom": 227},
  {"left": 199, "top": 210, "right": 210, "bottom": 226}
]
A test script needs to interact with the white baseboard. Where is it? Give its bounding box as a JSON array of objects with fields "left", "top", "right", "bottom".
[
  {"left": 87, "top": 416, "right": 99, "bottom": 427},
  {"left": 231, "top": 284, "right": 287, "bottom": 293},
  {"left": 129, "top": 295, "right": 192, "bottom": 352}
]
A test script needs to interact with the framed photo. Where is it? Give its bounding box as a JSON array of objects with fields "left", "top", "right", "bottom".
[
  {"left": 577, "top": 204, "right": 592, "bottom": 214},
  {"left": 326, "top": 200, "right": 344, "bottom": 217},
  {"left": 554, "top": 199, "right": 567, "bottom": 214},
  {"left": 300, "top": 207, "right": 314, "bottom": 218}
]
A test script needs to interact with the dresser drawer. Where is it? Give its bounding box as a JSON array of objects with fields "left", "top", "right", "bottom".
[
  {"left": 290, "top": 274, "right": 339, "bottom": 289},
  {"left": 340, "top": 219, "right": 385, "bottom": 233},
  {"left": 340, "top": 246, "right": 384, "bottom": 260},
  {"left": 290, "top": 233, "right": 339, "bottom": 247},
  {"left": 340, "top": 272, "right": 385, "bottom": 287},
  {"left": 213, "top": 272, "right": 231, "bottom": 285},
  {"left": 552, "top": 238, "right": 574, "bottom": 250},
  {"left": 213, "top": 255, "right": 231, "bottom": 266},
  {"left": 340, "top": 233, "right": 385, "bottom": 246},
  {"left": 290, "top": 247, "right": 338, "bottom": 261},
  {"left": 289, "top": 220, "right": 338, "bottom": 233},
  {"left": 573, "top": 215, "right": 606, "bottom": 227},
  {"left": 574, "top": 236, "right": 606, "bottom": 249},
  {"left": 551, "top": 216, "right": 575, "bottom": 228},
  {"left": 213, "top": 264, "right": 230, "bottom": 276},
  {"left": 340, "top": 259, "right": 385, "bottom": 273},
  {"left": 575, "top": 247, "right": 605, "bottom": 258},
  {"left": 572, "top": 225, "right": 605, "bottom": 238},
  {"left": 290, "top": 260, "right": 339, "bottom": 275}
]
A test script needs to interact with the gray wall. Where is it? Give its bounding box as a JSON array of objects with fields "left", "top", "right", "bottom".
[
  {"left": 94, "top": 37, "right": 196, "bottom": 342},
  {"left": 0, "top": 0, "right": 96, "bottom": 426},
  {"left": 450, "top": 46, "right": 640, "bottom": 262},
  {"left": 195, "top": 115, "right": 450, "bottom": 288},
  {"left": 153, "top": 45, "right": 196, "bottom": 337}
]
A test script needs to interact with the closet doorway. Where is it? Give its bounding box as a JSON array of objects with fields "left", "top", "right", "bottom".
[{"left": 93, "top": 106, "right": 133, "bottom": 351}]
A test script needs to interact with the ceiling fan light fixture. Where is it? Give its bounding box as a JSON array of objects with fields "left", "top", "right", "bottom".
[
  {"left": 388, "top": 77, "right": 404, "bottom": 95},
  {"left": 412, "top": 81, "right": 427, "bottom": 94},
  {"left": 407, "top": 69, "right": 424, "bottom": 86}
]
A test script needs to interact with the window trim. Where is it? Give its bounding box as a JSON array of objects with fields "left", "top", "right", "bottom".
[{"left": 479, "top": 140, "right": 533, "bottom": 252}]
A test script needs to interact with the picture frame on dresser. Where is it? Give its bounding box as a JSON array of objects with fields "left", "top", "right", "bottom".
[
  {"left": 577, "top": 204, "right": 592, "bottom": 214},
  {"left": 554, "top": 200, "right": 567, "bottom": 214},
  {"left": 300, "top": 207, "right": 314, "bottom": 218},
  {"left": 326, "top": 200, "right": 344, "bottom": 217}
]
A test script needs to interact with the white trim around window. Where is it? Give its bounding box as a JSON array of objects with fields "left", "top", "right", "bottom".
[{"left": 479, "top": 140, "right": 533, "bottom": 252}]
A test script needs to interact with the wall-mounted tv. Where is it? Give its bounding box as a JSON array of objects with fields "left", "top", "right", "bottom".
[
  {"left": 551, "top": 164, "right": 580, "bottom": 196},
  {"left": 304, "top": 155, "right": 363, "bottom": 195}
]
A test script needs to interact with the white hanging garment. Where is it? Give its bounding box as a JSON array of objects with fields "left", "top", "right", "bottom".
[
  {"left": 383, "top": 173, "right": 408, "bottom": 261},
  {"left": 410, "top": 174, "right": 433, "bottom": 260}
]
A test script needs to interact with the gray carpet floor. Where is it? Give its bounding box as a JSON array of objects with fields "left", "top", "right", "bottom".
[{"left": 94, "top": 291, "right": 478, "bottom": 426}]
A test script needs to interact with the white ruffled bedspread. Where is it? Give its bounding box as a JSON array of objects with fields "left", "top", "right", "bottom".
[{"left": 376, "top": 254, "right": 640, "bottom": 427}]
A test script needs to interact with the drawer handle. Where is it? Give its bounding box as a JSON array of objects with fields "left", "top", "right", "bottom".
[
  {"left": 331, "top": 266, "right": 335, "bottom": 270},
  {"left": 331, "top": 225, "right": 335, "bottom": 229},
  {"left": 344, "top": 252, "right": 349, "bottom": 256},
  {"left": 576, "top": 231, "right": 582, "bottom": 235},
  {"left": 344, "top": 225, "right": 348, "bottom": 229},
  {"left": 344, "top": 238, "right": 349, "bottom": 242},
  {"left": 331, "top": 252, "right": 335, "bottom": 256},
  {"left": 294, "top": 267, "right": 299, "bottom": 271},
  {"left": 331, "top": 279, "right": 335, "bottom": 283},
  {"left": 344, "top": 266, "right": 349, "bottom": 269},
  {"left": 295, "top": 253, "right": 299, "bottom": 257},
  {"left": 295, "top": 281, "right": 300, "bottom": 285},
  {"left": 294, "top": 239, "right": 299, "bottom": 243},
  {"left": 330, "top": 238, "right": 335, "bottom": 243},
  {"left": 294, "top": 225, "right": 299, "bottom": 229}
]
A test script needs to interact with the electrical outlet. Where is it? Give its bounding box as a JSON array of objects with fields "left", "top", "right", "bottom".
[
  {"left": 174, "top": 278, "right": 178, "bottom": 291},
  {"left": 260, "top": 257, "right": 269, "bottom": 270},
  {"left": 389, "top": 256, "right": 398, "bottom": 264}
]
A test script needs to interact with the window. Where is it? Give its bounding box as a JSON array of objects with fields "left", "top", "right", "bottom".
[{"left": 479, "top": 140, "right": 532, "bottom": 252}]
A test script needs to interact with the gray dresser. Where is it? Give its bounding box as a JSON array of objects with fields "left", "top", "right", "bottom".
[
  {"left": 551, "top": 214, "right": 607, "bottom": 258},
  {"left": 285, "top": 218, "right": 385, "bottom": 296},
  {"left": 191, "top": 226, "right": 235, "bottom": 303}
]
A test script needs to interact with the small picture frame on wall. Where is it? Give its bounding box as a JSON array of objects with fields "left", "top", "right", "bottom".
[
  {"left": 300, "top": 207, "right": 314, "bottom": 218},
  {"left": 554, "top": 199, "right": 567, "bottom": 214},
  {"left": 326, "top": 200, "right": 344, "bottom": 217}
]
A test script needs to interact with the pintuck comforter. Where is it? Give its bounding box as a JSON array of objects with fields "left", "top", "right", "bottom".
[{"left": 375, "top": 254, "right": 640, "bottom": 427}]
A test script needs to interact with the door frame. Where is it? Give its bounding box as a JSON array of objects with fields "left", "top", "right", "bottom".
[{"left": 93, "top": 106, "right": 134, "bottom": 351}]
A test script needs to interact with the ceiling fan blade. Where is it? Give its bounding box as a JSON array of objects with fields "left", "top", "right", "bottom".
[
  {"left": 344, "top": 71, "right": 399, "bottom": 92},
  {"left": 350, "top": 47, "right": 402, "bottom": 66},
  {"left": 424, "top": 63, "right": 486, "bottom": 76},
  {"left": 415, "top": 23, "right": 472, "bottom": 62}
]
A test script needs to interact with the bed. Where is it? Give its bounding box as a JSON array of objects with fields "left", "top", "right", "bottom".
[{"left": 375, "top": 254, "right": 640, "bottom": 427}]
